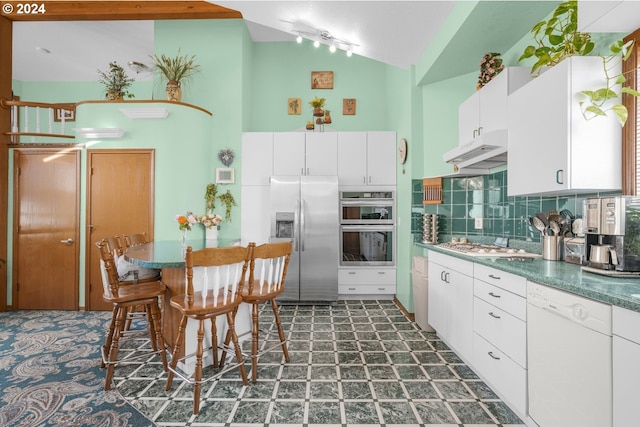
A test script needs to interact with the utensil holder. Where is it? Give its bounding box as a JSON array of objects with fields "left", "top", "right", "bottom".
[{"left": 543, "top": 235, "right": 564, "bottom": 260}]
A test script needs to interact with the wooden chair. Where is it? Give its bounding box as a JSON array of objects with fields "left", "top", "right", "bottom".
[
  {"left": 165, "top": 245, "right": 251, "bottom": 414},
  {"left": 123, "top": 232, "right": 150, "bottom": 248},
  {"left": 95, "top": 239, "right": 168, "bottom": 391},
  {"left": 223, "top": 241, "right": 292, "bottom": 382}
]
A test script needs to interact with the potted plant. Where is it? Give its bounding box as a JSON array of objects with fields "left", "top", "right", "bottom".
[
  {"left": 518, "top": 0, "right": 640, "bottom": 126},
  {"left": 309, "top": 97, "right": 326, "bottom": 117},
  {"left": 151, "top": 50, "right": 200, "bottom": 102},
  {"left": 97, "top": 61, "right": 135, "bottom": 100},
  {"left": 323, "top": 109, "right": 332, "bottom": 124}
]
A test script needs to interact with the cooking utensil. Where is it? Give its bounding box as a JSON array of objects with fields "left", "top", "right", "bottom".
[
  {"left": 535, "top": 212, "right": 549, "bottom": 228},
  {"left": 532, "top": 215, "right": 547, "bottom": 236},
  {"left": 560, "top": 209, "right": 575, "bottom": 220},
  {"left": 549, "top": 220, "right": 560, "bottom": 236}
]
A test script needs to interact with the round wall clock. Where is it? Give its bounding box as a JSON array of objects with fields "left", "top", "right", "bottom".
[{"left": 399, "top": 138, "right": 408, "bottom": 165}]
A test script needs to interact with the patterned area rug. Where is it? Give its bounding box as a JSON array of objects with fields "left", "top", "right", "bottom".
[{"left": 0, "top": 310, "right": 155, "bottom": 427}]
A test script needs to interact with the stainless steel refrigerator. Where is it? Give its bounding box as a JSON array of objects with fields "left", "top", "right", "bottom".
[{"left": 269, "top": 175, "right": 339, "bottom": 303}]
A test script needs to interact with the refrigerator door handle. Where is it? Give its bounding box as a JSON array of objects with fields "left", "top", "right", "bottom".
[
  {"left": 293, "top": 199, "right": 300, "bottom": 252},
  {"left": 300, "top": 199, "right": 306, "bottom": 252}
]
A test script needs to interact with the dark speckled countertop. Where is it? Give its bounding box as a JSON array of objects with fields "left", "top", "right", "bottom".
[{"left": 419, "top": 244, "right": 640, "bottom": 313}]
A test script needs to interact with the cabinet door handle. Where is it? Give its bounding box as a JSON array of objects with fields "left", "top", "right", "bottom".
[
  {"left": 488, "top": 351, "right": 500, "bottom": 360},
  {"left": 477, "top": 126, "right": 483, "bottom": 136},
  {"left": 556, "top": 169, "right": 564, "bottom": 185},
  {"left": 444, "top": 272, "right": 450, "bottom": 284},
  {"left": 348, "top": 271, "right": 356, "bottom": 275},
  {"left": 378, "top": 287, "right": 386, "bottom": 291},
  {"left": 440, "top": 271, "right": 445, "bottom": 281},
  {"left": 363, "top": 177, "right": 366, "bottom": 184},
  {"left": 489, "top": 312, "right": 501, "bottom": 319},
  {"left": 488, "top": 292, "right": 501, "bottom": 298},
  {"left": 368, "top": 176, "right": 372, "bottom": 183},
  {"left": 348, "top": 287, "right": 356, "bottom": 291},
  {"left": 488, "top": 274, "right": 501, "bottom": 280},
  {"left": 377, "top": 271, "right": 385, "bottom": 275}
]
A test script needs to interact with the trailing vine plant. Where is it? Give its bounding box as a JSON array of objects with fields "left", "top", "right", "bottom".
[{"left": 218, "top": 190, "right": 237, "bottom": 222}]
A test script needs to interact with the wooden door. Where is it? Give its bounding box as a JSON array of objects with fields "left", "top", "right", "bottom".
[
  {"left": 14, "top": 149, "right": 80, "bottom": 310},
  {"left": 86, "top": 149, "right": 155, "bottom": 311}
]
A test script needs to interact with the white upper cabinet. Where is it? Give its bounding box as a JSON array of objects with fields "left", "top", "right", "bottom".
[
  {"left": 458, "top": 67, "right": 531, "bottom": 146},
  {"left": 273, "top": 132, "right": 337, "bottom": 176},
  {"left": 338, "top": 131, "right": 396, "bottom": 186},
  {"left": 241, "top": 132, "right": 274, "bottom": 186},
  {"left": 507, "top": 56, "right": 621, "bottom": 196}
]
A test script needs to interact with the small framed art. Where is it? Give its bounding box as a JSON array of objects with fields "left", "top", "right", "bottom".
[
  {"left": 54, "top": 108, "right": 75, "bottom": 122},
  {"left": 311, "top": 71, "right": 334, "bottom": 89},
  {"left": 343, "top": 98, "right": 356, "bottom": 115},
  {"left": 288, "top": 98, "right": 302, "bottom": 115},
  {"left": 216, "top": 168, "right": 235, "bottom": 184}
]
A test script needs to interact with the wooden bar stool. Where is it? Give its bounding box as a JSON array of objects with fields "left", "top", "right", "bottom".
[
  {"left": 165, "top": 245, "right": 251, "bottom": 414},
  {"left": 96, "top": 239, "right": 168, "bottom": 391},
  {"left": 223, "top": 241, "right": 292, "bottom": 382}
]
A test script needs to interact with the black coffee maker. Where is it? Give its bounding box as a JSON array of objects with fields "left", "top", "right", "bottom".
[{"left": 583, "top": 196, "right": 640, "bottom": 272}]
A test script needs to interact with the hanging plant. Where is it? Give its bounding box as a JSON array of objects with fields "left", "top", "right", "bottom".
[
  {"left": 204, "top": 183, "right": 218, "bottom": 213},
  {"left": 218, "top": 148, "right": 235, "bottom": 167},
  {"left": 218, "top": 190, "right": 237, "bottom": 222}
]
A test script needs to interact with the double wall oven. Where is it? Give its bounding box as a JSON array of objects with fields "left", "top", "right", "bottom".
[{"left": 340, "top": 191, "right": 395, "bottom": 266}]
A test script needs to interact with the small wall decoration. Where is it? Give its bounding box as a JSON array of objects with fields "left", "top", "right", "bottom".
[
  {"left": 217, "top": 148, "right": 235, "bottom": 167},
  {"left": 288, "top": 98, "right": 302, "bottom": 115},
  {"left": 343, "top": 98, "right": 356, "bottom": 115},
  {"left": 54, "top": 108, "right": 75, "bottom": 122},
  {"left": 216, "top": 168, "right": 235, "bottom": 184},
  {"left": 311, "top": 71, "right": 334, "bottom": 89}
]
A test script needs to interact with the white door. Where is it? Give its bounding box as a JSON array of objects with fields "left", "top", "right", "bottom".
[
  {"left": 305, "top": 132, "right": 337, "bottom": 175},
  {"left": 273, "top": 132, "right": 305, "bottom": 176},
  {"left": 241, "top": 132, "right": 273, "bottom": 186},
  {"left": 367, "top": 131, "right": 396, "bottom": 186},
  {"left": 338, "top": 131, "right": 367, "bottom": 185}
]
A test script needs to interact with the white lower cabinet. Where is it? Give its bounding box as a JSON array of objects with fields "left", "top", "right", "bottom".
[
  {"left": 472, "top": 264, "right": 528, "bottom": 417},
  {"left": 612, "top": 306, "right": 640, "bottom": 427},
  {"left": 338, "top": 267, "right": 396, "bottom": 297},
  {"left": 427, "top": 250, "right": 474, "bottom": 362}
]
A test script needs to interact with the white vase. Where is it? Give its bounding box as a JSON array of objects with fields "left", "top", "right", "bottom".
[{"left": 205, "top": 227, "right": 219, "bottom": 247}]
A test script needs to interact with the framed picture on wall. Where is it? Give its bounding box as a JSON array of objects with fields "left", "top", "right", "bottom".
[
  {"left": 288, "top": 98, "right": 302, "bottom": 115},
  {"left": 343, "top": 98, "right": 356, "bottom": 115},
  {"left": 311, "top": 71, "right": 334, "bottom": 89},
  {"left": 216, "top": 168, "right": 235, "bottom": 184},
  {"left": 54, "top": 108, "right": 75, "bottom": 122}
]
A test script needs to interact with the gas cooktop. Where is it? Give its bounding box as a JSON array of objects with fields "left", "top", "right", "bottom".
[{"left": 436, "top": 242, "right": 541, "bottom": 258}]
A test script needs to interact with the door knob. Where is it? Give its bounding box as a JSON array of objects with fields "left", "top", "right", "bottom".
[{"left": 60, "top": 238, "right": 74, "bottom": 244}]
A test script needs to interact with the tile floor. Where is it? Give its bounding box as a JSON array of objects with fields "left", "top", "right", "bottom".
[{"left": 114, "top": 300, "right": 525, "bottom": 427}]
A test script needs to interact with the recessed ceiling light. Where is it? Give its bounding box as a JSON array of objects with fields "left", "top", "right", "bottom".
[{"left": 35, "top": 47, "right": 51, "bottom": 54}]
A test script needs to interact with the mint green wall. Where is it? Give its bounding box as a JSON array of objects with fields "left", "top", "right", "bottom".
[{"left": 248, "top": 42, "right": 391, "bottom": 131}]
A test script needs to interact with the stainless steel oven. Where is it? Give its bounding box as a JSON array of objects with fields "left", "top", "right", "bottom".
[
  {"left": 340, "top": 191, "right": 394, "bottom": 225},
  {"left": 340, "top": 224, "right": 394, "bottom": 266}
]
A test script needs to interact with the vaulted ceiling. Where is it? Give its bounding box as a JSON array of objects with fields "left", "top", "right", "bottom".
[{"left": 8, "top": 1, "right": 560, "bottom": 83}]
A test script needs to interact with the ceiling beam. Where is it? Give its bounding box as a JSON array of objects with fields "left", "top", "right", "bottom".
[{"left": 1, "top": 1, "right": 242, "bottom": 21}]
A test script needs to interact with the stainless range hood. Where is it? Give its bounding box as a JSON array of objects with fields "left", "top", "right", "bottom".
[{"left": 441, "top": 129, "right": 508, "bottom": 176}]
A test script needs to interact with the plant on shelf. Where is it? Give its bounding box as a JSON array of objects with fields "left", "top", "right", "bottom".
[
  {"left": 309, "top": 97, "right": 326, "bottom": 117},
  {"left": 476, "top": 52, "right": 504, "bottom": 90},
  {"left": 518, "top": 0, "right": 640, "bottom": 126},
  {"left": 151, "top": 49, "right": 200, "bottom": 102},
  {"left": 97, "top": 61, "right": 135, "bottom": 100},
  {"left": 518, "top": 1, "right": 594, "bottom": 76}
]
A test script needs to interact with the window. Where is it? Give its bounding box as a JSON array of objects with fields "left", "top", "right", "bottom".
[{"left": 623, "top": 29, "right": 640, "bottom": 195}]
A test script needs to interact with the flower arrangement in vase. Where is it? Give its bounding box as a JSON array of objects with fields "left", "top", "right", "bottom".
[
  {"left": 477, "top": 52, "right": 504, "bottom": 90},
  {"left": 175, "top": 212, "right": 199, "bottom": 245}
]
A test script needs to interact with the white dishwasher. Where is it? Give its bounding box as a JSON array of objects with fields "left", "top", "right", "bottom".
[{"left": 527, "top": 281, "right": 612, "bottom": 427}]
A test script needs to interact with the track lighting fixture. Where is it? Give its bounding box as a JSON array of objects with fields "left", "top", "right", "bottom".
[{"left": 283, "top": 20, "right": 358, "bottom": 57}]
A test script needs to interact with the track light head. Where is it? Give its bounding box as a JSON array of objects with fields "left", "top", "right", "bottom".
[
  {"left": 313, "top": 39, "right": 320, "bottom": 48},
  {"left": 296, "top": 34, "right": 303, "bottom": 44},
  {"left": 329, "top": 43, "right": 336, "bottom": 53}
]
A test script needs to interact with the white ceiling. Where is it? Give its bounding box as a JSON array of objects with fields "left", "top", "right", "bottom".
[{"left": 11, "top": 1, "right": 561, "bottom": 83}]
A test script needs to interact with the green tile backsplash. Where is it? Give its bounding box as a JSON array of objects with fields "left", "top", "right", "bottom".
[{"left": 414, "top": 170, "right": 620, "bottom": 243}]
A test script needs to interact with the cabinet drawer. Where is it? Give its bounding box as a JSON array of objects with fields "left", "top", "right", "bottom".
[
  {"left": 474, "top": 297, "right": 526, "bottom": 368},
  {"left": 472, "top": 332, "right": 527, "bottom": 417},
  {"left": 339, "top": 268, "right": 395, "bottom": 285},
  {"left": 474, "top": 280, "right": 526, "bottom": 321},
  {"left": 339, "top": 284, "right": 396, "bottom": 295},
  {"left": 474, "top": 263, "right": 526, "bottom": 297},
  {"left": 428, "top": 250, "right": 473, "bottom": 276}
]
